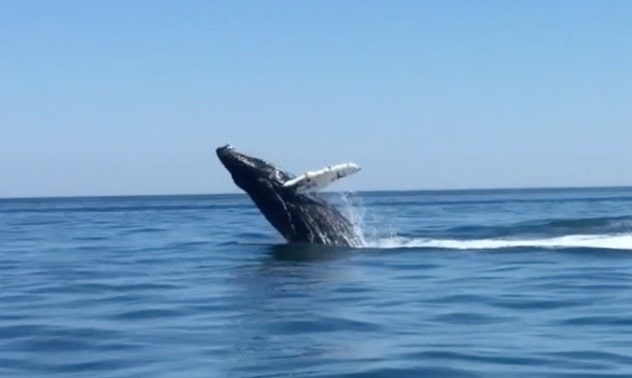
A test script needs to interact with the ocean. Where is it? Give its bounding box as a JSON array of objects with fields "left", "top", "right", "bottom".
[{"left": 1, "top": 187, "right": 632, "bottom": 377}]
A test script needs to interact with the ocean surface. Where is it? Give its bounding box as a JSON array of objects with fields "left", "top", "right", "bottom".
[{"left": 2, "top": 187, "right": 632, "bottom": 377}]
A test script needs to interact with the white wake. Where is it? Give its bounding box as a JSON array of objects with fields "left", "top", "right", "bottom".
[
  {"left": 334, "top": 192, "right": 632, "bottom": 251},
  {"left": 364, "top": 234, "right": 632, "bottom": 251}
]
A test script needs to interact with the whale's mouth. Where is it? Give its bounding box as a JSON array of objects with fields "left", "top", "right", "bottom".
[
  {"left": 216, "top": 145, "right": 247, "bottom": 170},
  {"left": 215, "top": 144, "right": 235, "bottom": 163},
  {"left": 216, "top": 145, "right": 289, "bottom": 193},
  {"left": 216, "top": 145, "right": 267, "bottom": 172}
]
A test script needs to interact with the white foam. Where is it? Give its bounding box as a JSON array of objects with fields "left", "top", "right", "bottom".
[{"left": 364, "top": 234, "right": 632, "bottom": 251}]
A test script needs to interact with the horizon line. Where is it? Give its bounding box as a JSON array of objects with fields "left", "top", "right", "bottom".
[{"left": 1, "top": 184, "right": 631, "bottom": 201}]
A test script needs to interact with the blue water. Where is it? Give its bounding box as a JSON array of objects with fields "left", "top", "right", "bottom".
[{"left": 2, "top": 188, "right": 632, "bottom": 377}]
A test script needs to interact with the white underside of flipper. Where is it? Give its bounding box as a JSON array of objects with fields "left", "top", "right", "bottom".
[{"left": 283, "top": 163, "right": 361, "bottom": 193}]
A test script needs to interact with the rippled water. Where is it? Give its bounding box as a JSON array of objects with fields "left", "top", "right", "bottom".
[{"left": 2, "top": 188, "right": 632, "bottom": 377}]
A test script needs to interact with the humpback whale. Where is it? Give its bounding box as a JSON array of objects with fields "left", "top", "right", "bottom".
[{"left": 216, "top": 145, "right": 362, "bottom": 247}]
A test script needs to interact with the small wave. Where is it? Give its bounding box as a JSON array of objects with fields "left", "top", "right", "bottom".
[
  {"left": 365, "top": 234, "right": 632, "bottom": 251},
  {"left": 0, "top": 203, "right": 249, "bottom": 214}
]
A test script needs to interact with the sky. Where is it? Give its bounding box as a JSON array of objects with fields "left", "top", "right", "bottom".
[{"left": 1, "top": 1, "right": 631, "bottom": 198}]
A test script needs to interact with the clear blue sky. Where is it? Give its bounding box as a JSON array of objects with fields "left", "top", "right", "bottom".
[{"left": 1, "top": 1, "right": 631, "bottom": 197}]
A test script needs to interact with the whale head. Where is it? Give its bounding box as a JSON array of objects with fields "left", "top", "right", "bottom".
[
  {"left": 216, "top": 145, "right": 298, "bottom": 239},
  {"left": 216, "top": 144, "right": 293, "bottom": 194}
]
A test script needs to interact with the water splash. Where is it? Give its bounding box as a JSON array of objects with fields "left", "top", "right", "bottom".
[
  {"left": 337, "top": 191, "right": 400, "bottom": 248},
  {"left": 338, "top": 191, "right": 368, "bottom": 246}
]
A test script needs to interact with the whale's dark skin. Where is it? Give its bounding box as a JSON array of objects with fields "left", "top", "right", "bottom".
[{"left": 216, "top": 145, "right": 362, "bottom": 247}]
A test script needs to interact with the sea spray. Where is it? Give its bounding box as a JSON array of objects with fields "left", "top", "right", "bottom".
[
  {"left": 338, "top": 191, "right": 367, "bottom": 246},
  {"left": 337, "top": 191, "right": 398, "bottom": 248}
]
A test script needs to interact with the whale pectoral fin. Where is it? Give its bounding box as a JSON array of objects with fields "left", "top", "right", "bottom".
[{"left": 282, "top": 163, "right": 361, "bottom": 193}]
